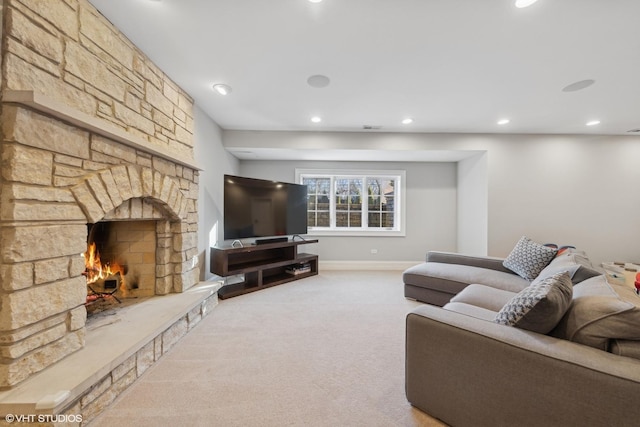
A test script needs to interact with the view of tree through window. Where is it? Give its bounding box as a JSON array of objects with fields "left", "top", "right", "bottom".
[
  {"left": 304, "top": 177, "right": 330, "bottom": 227},
  {"left": 300, "top": 172, "right": 401, "bottom": 233},
  {"left": 335, "top": 177, "right": 362, "bottom": 227},
  {"left": 367, "top": 177, "right": 394, "bottom": 228}
]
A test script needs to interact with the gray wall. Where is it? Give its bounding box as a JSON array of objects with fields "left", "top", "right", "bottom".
[
  {"left": 238, "top": 160, "right": 457, "bottom": 263},
  {"left": 482, "top": 134, "right": 640, "bottom": 266},
  {"left": 458, "top": 152, "right": 488, "bottom": 255},
  {"left": 225, "top": 130, "right": 640, "bottom": 266},
  {"left": 193, "top": 104, "right": 239, "bottom": 280}
]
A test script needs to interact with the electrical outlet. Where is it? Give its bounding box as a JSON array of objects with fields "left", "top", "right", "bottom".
[{"left": 370, "top": 249, "right": 378, "bottom": 254}]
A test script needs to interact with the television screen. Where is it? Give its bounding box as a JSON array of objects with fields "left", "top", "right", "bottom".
[{"left": 223, "top": 175, "right": 308, "bottom": 240}]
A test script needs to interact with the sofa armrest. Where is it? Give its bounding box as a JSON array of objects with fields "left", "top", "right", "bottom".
[
  {"left": 406, "top": 305, "right": 640, "bottom": 427},
  {"left": 425, "top": 251, "right": 514, "bottom": 274}
]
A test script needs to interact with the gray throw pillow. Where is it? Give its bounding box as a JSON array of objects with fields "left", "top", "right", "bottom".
[
  {"left": 503, "top": 236, "right": 558, "bottom": 281},
  {"left": 532, "top": 249, "right": 600, "bottom": 286},
  {"left": 494, "top": 271, "right": 573, "bottom": 334},
  {"left": 551, "top": 275, "right": 640, "bottom": 350}
]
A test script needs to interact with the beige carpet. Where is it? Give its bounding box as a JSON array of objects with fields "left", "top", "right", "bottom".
[{"left": 90, "top": 270, "right": 446, "bottom": 427}]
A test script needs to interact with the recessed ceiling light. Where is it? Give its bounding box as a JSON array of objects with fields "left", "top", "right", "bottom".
[
  {"left": 212, "top": 84, "right": 232, "bottom": 95},
  {"left": 309, "top": 0, "right": 323, "bottom": 3},
  {"left": 497, "top": 119, "right": 510, "bottom": 125},
  {"left": 586, "top": 120, "right": 601, "bottom": 126},
  {"left": 562, "top": 79, "right": 595, "bottom": 92},
  {"left": 515, "top": 0, "right": 539, "bottom": 8},
  {"left": 307, "top": 75, "right": 330, "bottom": 88},
  {"left": 402, "top": 118, "right": 413, "bottom": 125},
  {"left": 311, "top": 116, "right": 322, "bottom": 123}
]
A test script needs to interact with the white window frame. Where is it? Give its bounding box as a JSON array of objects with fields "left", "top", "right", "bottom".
[{"left": 296, "top": 169, "right": 406, "bottom": 237}]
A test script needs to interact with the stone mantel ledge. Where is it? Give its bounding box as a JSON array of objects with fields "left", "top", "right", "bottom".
[
  {"left": 0, "top": 281, "right": 220, "bottom": 417},
  {"left": 2, "top": 90, "right": 201, "bottom": 171}
]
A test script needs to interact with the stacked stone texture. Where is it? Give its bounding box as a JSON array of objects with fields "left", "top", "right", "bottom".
[
  {"left": 0, "top": 0, "right": 200, "bottom": 389},
  {"left": 63, "top": 293, "right": 219, "bottom": 425},
  {"left": 4, "top": 0, "right": 194, "bottom": 154}
]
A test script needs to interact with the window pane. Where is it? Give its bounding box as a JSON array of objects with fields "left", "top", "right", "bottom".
[
  {"left": 307, "top": 212, "right": 316, "bottom": 227},
  {"left": 368, "top": 212, "right": 381, "bottom": 228},
  {"left": 368, "top": 178, "right": 395, "bottom": 210},
  {"left": 318, "top": 179, "right": 330, "bottom": 198},
  {"left": 308, "top": 195, "right": 317, "bottom": 210},
  {"left": 303, "top": 178, "right": 317, "bottom": 193},
  {"left": 349, "top": 211, "right": 361, "bottom": 227},
  {"left": 318, "top": 179, "right": 330, "bottom": 194},
  {"left": 368, "top": 180, "right": 380, "bottom": 196},
  {"left": 381, "top": 212, "right": 394, "bottom": 228},
  {"left": 304, "top": 177, "right": 332, "bottom": 228},
  {"left": 336, "top": 212, "right": 348, "bottom": 227},
  {"left": 335, "top": 178, "right": 362, "bottom": 228},
  {"left": 368, "top": 195, "right": 380, "bottom": 210},
  {"left": 335, "top": 178, "right": 348, "bottom": 201},
  {"left": 317, "top": 212, "right": 330, "bottom": 227},
  {"left": 385, "top": 196, "right": 394, "bottom": 211}
]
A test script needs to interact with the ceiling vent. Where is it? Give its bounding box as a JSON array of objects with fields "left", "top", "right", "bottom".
[
  {"left": 362, "top": 125, "right": 382, "bottom": 130},
  {"left": 626, "top": 128, "right": 640, "bottom": 133}
]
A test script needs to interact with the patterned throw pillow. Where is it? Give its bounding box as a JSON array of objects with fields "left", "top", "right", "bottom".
[
  {"left": 494, "top": 271, "right": 573, "bottom": 334},
  {"left": 503, "top": 236, "right": 558, "bottom": 281}
]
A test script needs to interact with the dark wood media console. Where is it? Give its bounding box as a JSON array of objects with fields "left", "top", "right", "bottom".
[{"left": 210, "top": 239, "right": 319, "bottom": 299}]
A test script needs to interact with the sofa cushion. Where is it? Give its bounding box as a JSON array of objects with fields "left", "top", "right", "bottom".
[
  {"left": 425, "top": 251, "right": 514, "bottom": 274},
  {"left": 552, "top": 275, "right": 640, "bottom": 350},
  {"left": 442, "top": 302, "right": 497, "bottom": 322},
  {"left": 494, "top": 271, "right": 573, "bottom": 334},
  {"left": 503, "top": 236, "right": 558, "bottom": 281},
  {"left": 403, "top": 262, "right": 530, "bottom": 295},
  {"left": 610, "top": 339, "right": 640, "bottom": 361},
  {"left": 531, "top": 249, "right": 600, "bottom": 286},
  {"left": 449, "top": 284, "right": 516, "bottom": 312}
]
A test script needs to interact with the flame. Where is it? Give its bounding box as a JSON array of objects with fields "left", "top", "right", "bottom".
[{"left": 83, "top": 242, "right": 127, "bottom": 295}]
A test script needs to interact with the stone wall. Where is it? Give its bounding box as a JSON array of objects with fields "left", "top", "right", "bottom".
[
  {"left": 0, "top": 0, "right": 201, "bottom": 389},
  {"left": 3, "top": 0, "right": 194, "bottom": 157}
]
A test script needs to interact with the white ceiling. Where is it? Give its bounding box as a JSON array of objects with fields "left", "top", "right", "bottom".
[{"left": 88, "top": 0, "right": 640, "bottom": 138}]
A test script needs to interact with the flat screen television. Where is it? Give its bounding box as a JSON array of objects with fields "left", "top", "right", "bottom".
[{"left": 223, "top": 174, "right": 308, "bottom": 241}]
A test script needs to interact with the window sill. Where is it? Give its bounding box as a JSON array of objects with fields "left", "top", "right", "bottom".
[{"left": 307, "top": 229, "right": 406, "bottom": 237}]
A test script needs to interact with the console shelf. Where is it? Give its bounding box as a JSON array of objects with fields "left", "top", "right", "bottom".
[{"left": 210, "top": 239, "right": 318, "bottom": 299}]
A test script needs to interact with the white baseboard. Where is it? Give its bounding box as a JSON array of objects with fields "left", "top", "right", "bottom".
[{"left": 319, "top": 260, "right": 421, "bottom": 271}]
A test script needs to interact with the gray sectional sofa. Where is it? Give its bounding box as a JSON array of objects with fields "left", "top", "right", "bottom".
[{"left": 404, "top": 242, "right": 640, "bottom": 427}]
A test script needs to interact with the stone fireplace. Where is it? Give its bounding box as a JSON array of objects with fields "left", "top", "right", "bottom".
[
  {"left": 0, "top": 0, "right": 219, "bottom": 423},
  {"left": 0, "top": 104, "right": 202, "bottom": 388}
]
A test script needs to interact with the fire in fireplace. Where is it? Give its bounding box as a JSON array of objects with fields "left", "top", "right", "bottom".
[
  {"left": 83, "top": 221, "right": 158, "bottom": 312},
  {"left": 83, "top": 241, "right": 126, "bottom": 307}
]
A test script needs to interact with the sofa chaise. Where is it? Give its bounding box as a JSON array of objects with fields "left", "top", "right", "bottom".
[{"left": 404, "top": 237, "right": 640, "bottom": 427}]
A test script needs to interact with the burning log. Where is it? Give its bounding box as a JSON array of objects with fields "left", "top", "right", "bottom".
[{"left": 82, "top": 242, "right": 128, "bottom": 297}]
